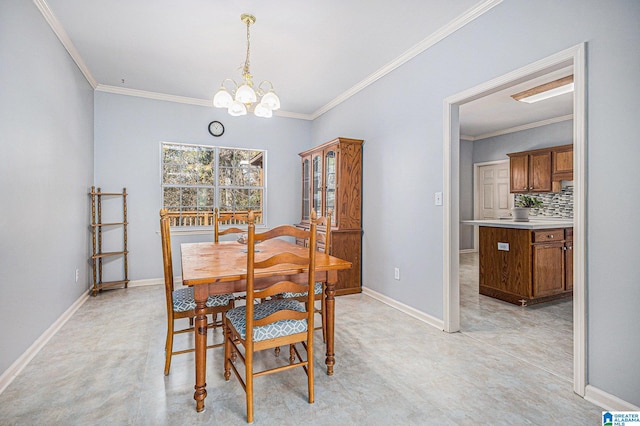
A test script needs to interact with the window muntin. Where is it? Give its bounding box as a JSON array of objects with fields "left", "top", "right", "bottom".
[{"left": 161, "top": 142, "right": 265, "bottom": 227}]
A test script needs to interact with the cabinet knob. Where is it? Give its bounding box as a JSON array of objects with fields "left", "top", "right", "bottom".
[{"left": 548, "top": 235, "right": 554, "bottom": 238}]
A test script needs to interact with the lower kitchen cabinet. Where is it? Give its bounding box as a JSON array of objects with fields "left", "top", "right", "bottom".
[
  {"left": 479, "top": 226, "right": 573, "bottom": 305},
  {"left": 564, "top": 228, "right": 574, "bottom": 291}
]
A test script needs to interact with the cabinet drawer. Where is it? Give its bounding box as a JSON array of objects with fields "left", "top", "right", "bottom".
[{"left": 532, "top": 229, "right": 565, "bottom": 243}]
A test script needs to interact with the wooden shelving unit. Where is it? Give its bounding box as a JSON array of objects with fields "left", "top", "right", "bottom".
[{"left": 90, "top": 186, "right": 129, "bottom": 296}]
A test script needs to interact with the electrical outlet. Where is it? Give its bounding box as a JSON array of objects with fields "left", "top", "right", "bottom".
[
  {"left": 75, "top": 269, "right": 80, "bottom": 282},
  {"left": 394, "top": 267, "right": 400, "bottom": 280}
]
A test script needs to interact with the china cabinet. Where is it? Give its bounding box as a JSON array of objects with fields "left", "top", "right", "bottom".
[{"left": 297, "top": 137, "right": 363, "bottom": 295}]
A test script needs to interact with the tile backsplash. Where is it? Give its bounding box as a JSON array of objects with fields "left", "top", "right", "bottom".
[{"left": 515, "top": 185, "right": 573, "bottom": 218}]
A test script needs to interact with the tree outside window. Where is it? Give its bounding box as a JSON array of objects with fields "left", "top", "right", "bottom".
[{"left": 161, "top": 142, "right": 265, "bottom": 227}]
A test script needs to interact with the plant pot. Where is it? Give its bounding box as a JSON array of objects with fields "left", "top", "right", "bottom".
[{"left": 512, "top": 207, "right": 530, "bottom": 222}]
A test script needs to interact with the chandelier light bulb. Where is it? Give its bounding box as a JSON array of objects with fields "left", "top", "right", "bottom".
[
  {"left": 254, "top": 103, "right": 272, "bottom": 118},
  {"left": 235, "top": 84, "right": 257, "bottom": 104},
  {"left": 213, "top": 88, "right": 233, "bottom": 108},
  {"left": 260, "top": 91, "right": 280, "bottom": 110},
  {"left": 228, "top": 100, "right": 247, "bottom": 116}
]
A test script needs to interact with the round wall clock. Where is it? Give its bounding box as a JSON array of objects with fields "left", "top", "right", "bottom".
[{"left": 208, "top": 120, "right": 224, "bottom": 137}]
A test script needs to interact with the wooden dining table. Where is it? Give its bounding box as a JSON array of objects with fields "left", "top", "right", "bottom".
[{"left": 180, "top": 238, "right": 352, "bottom": 412}]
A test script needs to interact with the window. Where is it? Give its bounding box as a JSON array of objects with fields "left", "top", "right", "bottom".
[{"left": 161, "top": 142, "right": 265, "bottom": 227}]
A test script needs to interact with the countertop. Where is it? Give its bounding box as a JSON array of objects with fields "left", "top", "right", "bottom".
[{"left": 461, "top": 218, "right": 573, "bottom": 230}]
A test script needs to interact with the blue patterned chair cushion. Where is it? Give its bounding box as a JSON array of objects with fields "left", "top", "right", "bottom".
[
  {"left": 225, "top": 299, "right": 307, "bottom": 342},
  {"left": 281, "top": 281, "right": 323, "bottom": 298},
  {"left": 172, "top": 287, "right": 234, "bottom": 312}
]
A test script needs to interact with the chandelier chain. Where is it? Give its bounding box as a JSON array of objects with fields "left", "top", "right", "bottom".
[{"left": 243, "top": 18, "right": 251, "bottom": 80}]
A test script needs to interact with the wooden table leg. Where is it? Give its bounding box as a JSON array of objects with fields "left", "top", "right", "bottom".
[
  {"left": 324, "top": 272, "right": 337, "bottom": 375},
  {"left": 193, "top": 286, "right": 208, "bottom": 412}
]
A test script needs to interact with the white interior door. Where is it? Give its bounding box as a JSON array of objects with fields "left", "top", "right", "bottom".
[{"left": 476, "top": 160, "right": 512, "bottom": 220}]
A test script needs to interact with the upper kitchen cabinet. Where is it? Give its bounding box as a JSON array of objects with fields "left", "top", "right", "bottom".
[
  {"left": 551, "top": 144, "right": 574, "bottom": 192},
  {"left": 298, "top": 137, "right": 364, "bottom": 295},
  {"left": 508, "top": 144, "right": 573, "bottom": 193},
  {"left": 508, "top": 149, "right": 552, "bottom": 193}
]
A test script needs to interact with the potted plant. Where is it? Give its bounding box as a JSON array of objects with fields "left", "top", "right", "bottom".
[{"left": 512, "top": 195, "right": 543, "bottom": 221}]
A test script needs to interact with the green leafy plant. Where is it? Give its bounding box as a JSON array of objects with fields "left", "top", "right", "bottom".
[{"left": 516, "top": 195, "right": 543, "bottom": 208}]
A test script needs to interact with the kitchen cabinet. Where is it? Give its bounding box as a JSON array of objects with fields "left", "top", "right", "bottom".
[
  {"left": 507, "top": 150, "right": 552, "bottom": 193},
  {"left": 508, "top": 144, "right": 573, "bottom": 193},
  {"left": 552, "top": 144, "right": 574, "bottom": 192},
  {"left": 478, "top": 225, "right": 573, "bottom": 305},
  {"left": 564, "top": 228, "right": 573, "bottom": 291},
  {"left": 531, "top": 229, "right": 565, "bottom": 297},
  {"left": 297, "top": 137, "right": 364, "bottom": 295}
]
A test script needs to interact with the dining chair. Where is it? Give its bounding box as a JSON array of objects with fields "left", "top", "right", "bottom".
[
  {"left": 223, "top": 211, "right": 318, "bottom": 423},
  {"left": 214, "top": 208, "right": 250, "bottom": 242},
  {"left": 280, "top": 209, "right": 332, "bottom": 342},
  {"left": 160, "top": 208, "right": 235, "bottom": 376}
]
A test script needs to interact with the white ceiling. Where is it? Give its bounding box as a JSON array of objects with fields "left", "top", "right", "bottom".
[{"left": 40, "top": 0, "right": 572, "bottom": 135}]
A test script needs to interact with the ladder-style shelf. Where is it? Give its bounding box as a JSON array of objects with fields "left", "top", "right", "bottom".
[{"left": 90, "top": 186, "right": 129, "bottom": 296}]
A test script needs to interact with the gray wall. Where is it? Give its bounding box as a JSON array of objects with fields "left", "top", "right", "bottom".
[
  {"left": 311, "top": 0, "right": 640, "bottom": 407},
  {"left": 472, "top": 119, "right": 573, "bottom": 164},
  {"left": 94, "top": 92, "right": 311, "bottom": 279},
  {"left": 0, "top": 2, "right": 94, "bottom": 374}
]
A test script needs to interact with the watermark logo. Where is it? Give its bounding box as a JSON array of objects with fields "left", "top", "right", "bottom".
[{"left": 603, "top": 411, "right": 640, "bottom": 426}]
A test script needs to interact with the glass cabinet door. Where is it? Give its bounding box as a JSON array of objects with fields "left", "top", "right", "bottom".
[
  {"left": 302, "top": 158, "right": 310, "bottom": 221},
  {"left": 312, "top": 154, "right": 322, "bottom": 217},
  {"left": 324, "top": 150, "right": 337, "bottom": 225}
]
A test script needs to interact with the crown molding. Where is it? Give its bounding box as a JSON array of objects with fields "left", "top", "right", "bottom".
[
  {"left": 462, "top": 114, "right": 574, "bottom": 141},
  {"left": 95, "top": 84, "right": 212, "bottom": 106},
  {"left": 33, "top": 0, "right": 97, "bottom": 88},
  {"left": 95, "top": 85, "right": 311, "bottom": 120},
  {"left": 310, "top": 0, "right": 503, "bottom": 120}
]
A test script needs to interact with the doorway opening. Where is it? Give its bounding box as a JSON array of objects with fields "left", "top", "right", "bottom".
[{"left": 442, "top": 44, "right": 586, "bottom": 396}]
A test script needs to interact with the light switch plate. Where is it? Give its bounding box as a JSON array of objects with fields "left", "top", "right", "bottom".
[{"left": 434, "top": 192, "right": 443, "bottom": 206}]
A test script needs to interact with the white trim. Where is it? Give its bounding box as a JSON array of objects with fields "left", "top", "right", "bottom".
[
  {"left": 33, "top": 0, "right": 97, "bottom": 88},
  {"left": 362, "top": 287, "right": 444, "bottom": 330},
  {"left": 128, "top": 278, "right": 165, "bottom": 288},
  {"left": 95, "top": 84, "right": 211, "bottom": 106},
  {"left": 443, "top": 43, "right": 587, "bottom": 397},
  {"left": 310, "top": 0, "right": 503, "bottom": 119},
  {"left": 0, "top": 291, "right": 89, "bottom": 395},
  {"left": 571, "top": 43, "right": 587, "bottom": 397},
  {"left": 94, "top": 85, "right": 311, "bottom": 119},
  {"left": 584, "top": 385, "right": 640, "bottom": 411},
  {"left": 463, "top": 114, "right": 574, "bottom": 141}
]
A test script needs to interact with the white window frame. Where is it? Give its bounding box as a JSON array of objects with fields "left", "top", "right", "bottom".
[{"left": 160, "top": 141, "right": 267, "bottom": 231}]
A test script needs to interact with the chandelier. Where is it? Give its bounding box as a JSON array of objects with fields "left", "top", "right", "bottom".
[{"left": 213, "top": 14, "right": 280, "bottom": 118}]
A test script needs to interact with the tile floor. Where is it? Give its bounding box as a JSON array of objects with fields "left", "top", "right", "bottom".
[{"left": 0, "top": 254, "right": 600, "bottom": 425}]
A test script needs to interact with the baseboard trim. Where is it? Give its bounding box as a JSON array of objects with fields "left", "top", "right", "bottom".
[
  {"left": 0, "top": 291, "right": 89, "bottom": 395},
  {"left": 362, "top": 287, "right": 445, "bottom": 330},
  {"left": 584, "top": 385, "right": 640, "bottom": 411},
  {"left": 128, "top": 278, "right": 165, "bottom": 287}
]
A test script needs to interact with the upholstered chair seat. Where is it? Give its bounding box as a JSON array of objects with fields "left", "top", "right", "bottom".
[
  {"left": 226, "top": 299, "right": 306, "bottom": 341},
  {"left": 172, "top": 287, "right": 235, "bottom": 312}
]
